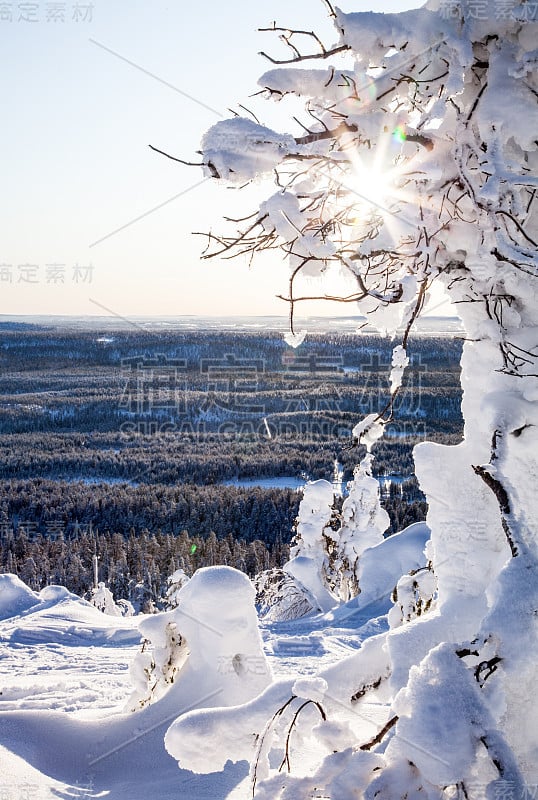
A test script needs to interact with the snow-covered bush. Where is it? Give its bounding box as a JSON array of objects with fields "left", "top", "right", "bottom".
[
  {"left": 89, "top": 582, "right": 123, "bottom": 617},
  {"left": 257, "top": 457, "right": 391, "bottom": 616},
  {"left": 388, "top": 563, "right": 437, "bottom": 629},
  {"left": 129, "top": 619, "right": 188, "bottom": 710},
  {"left": 128, "top": 566, "right": 272, "bottom": 715},
  {"left": 254, "top": 567, "right": 319, "bottom": 622},
  {"left": 162, "top": 0, "right": 538, "bottom": 795},
  {"left": 116, "top": 598, "right": 135, "bottom": 617},
  {"left": 164, "top": 568, "right": 190, "bottom": 609},
  {"left": 286, "top": 478, "right": 340, "bottom": 612}
]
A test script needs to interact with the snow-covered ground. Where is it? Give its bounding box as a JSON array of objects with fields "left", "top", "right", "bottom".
[{"left": 0, "top": 524, "right": 429, "bottom": 799}]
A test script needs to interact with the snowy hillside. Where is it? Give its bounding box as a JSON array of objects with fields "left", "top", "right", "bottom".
[{"left": 0, "top": 524, "right": 428, "bottom": 799}]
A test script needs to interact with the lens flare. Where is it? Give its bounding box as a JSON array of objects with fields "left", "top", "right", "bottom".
[{"left": 393, "top": 124, "right": 407, "bottom": 144}]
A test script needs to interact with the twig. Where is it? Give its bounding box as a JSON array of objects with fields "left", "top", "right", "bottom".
[
  {"left": 359, "top": 715, "right": 399, "bottom": 751},
  {"left": 259, "top": 43, "right": 349, "bottom": 66},
  {"left": 294, "top": 120, "right": 358, "bottom": 146},
  {"left": 278, "top": 699, "right": 326, "bottom": 773},
  {"left": 475, "top": 656, "right": 502, "bottom": 686},
  {"left": 148, "top": 144, "right": 204, "bottom": 167},
  {"left": 251, "top": 695, "right": 298, "bottom": 798},
  {"left": 321, "top": 0, "right": 337, "bottom": 17}
]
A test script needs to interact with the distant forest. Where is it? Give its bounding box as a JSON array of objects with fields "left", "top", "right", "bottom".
[{"left": 0, "top": 324, "right": 461, "bottom": 600}]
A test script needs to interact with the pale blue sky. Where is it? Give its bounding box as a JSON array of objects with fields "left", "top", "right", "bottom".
[{"left": 1, "top": 0, "right": 446, "bottom": 319}]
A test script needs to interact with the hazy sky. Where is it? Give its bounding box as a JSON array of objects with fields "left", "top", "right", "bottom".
[{"left": 1, "top": 0, "right": 450, "bottom": 319}]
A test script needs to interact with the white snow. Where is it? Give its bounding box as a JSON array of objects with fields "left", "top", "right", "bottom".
[
  {"left": 0, "top": 573, "right": 39, "bottom": 620},
  {"left": 0, "top": 520, "right": 432, "bottom": 798},
  {"left": 3, "top": 0, "right": 538, "bottom": 795},
  {"left": 284, "top": 555, "right": 336, "bottom": 613},
  {"left": 201, "top": 118, "right": 295, "bottom": 183}
]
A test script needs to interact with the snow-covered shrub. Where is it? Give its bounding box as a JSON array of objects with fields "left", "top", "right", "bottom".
[
  {"left": 259, "top": 457, "right": 392, "bottom": 615},
  {"left": 388, "top": 564, "right": 438, "bottom": 629},
  {"left": 254, "top": 567, "right": 319, "bottom": 622},
  {"left": 129, "top": 620, "right": 188, "bottom": 710},
  {"left": 164, "top": 568, "right": 190, "bottom": 609},
  {"left": 116, "top": 598, "right": 135, "bottom": 617},
  {"left": 128, "top": 566, "right": 272, "bottom": 716},
  {"left": 89, "top": 582, "right": 122, "bottom": 617},
  {"left": 290, "top": 480, "right": 338, "bottom": 574}
]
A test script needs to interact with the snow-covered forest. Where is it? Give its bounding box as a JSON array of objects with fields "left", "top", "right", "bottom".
[{"left": 1, "top": 0, "right": 537, "bottom": 798}]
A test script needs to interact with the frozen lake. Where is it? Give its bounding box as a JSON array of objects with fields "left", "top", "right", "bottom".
[
  {"left": 222, "top": 474, "right": 412, "bottom": 493},
  {"left": 222, "top": 476, "right": 306, "bottom": 491}
]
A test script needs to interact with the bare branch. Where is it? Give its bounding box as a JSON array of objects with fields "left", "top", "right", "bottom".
[
  {"left": 359, "top": 715, "right": 399, "bottom": 751},
  {"left": 279, "top": 699, "right": 326, "bottom": 773},
  {"left": 495, "top": 209, "right": 538, "bottom": 249},
  {"left": 259, "top": 43, "right": 349, "bottom": 66},
  {"left": 238, "top": 104, "right": 261, "bottom": 124},
  {"left": 193, "top": 214, "right": 270, "bottom": 259},
  {"left": 294, "top": 120, "right": 358, "bottom": 145},
  {"left": 148, "top": 144, "right": 205, "bottom": 167},
  {"left": 475, "top": 656, "right": 502, "bottom": 686},
  {"left": 472, "top": 464, "right": 518, "bottom": 557},
  {"left": 321, "top": 0, "right": 337, "bottom": 18},
  {"left": 251, "top": 695, "right": 298, "bottom": 797}
]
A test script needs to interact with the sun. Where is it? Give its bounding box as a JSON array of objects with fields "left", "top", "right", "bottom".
[
  {"left": 339, "top": 125, "right": 420, "bottom": 233},
  {"left": 348, "top": 127, "right": 406, "bottom": 210},
  {"left": 349, "top": 155, "right": 395, "bottom": 211}
]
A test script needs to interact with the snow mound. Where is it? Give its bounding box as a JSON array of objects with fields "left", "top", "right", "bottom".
[
  {"left": 0, "top": 573, "right": 39, "bottom": 620},
  {"left": 358, "top": 522, "right": 430, "bottom": 601},
  {"left": 39, "top": 585, "right": 79, "bottom": 604},
  {"left": 328, "top": 522, "right": 430, "bottom": 624},
  {"left": 388, "top": 643, "right": 495, "bottom": 786},
  {"left": 1, "top": 578, "right": 141, "bottom": 647}
]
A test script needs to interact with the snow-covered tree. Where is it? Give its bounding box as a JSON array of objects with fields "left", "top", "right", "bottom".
[
  {"left": 164, "top": 567, "right": 190, "bottom": 609},
  {"left": 388, "top": 562, "right": 437, "bottom": 629},
  {"left": 88, "top": 582, "right": 122, "bottom": 617},
  {"left": 254, "top": 479, "right": 337, "bottom": 618},
  {"left": 336, "top": 453, "right": 390, "bottom": 601},
  {"left": 160, "top": 1, "right": 538, "bottom": 795},
  {"left": 288, "top": 478, "right": 340, "bottom": 605},
  {"left": 257, "top": 459, "right": 390, "bottom": 616}
]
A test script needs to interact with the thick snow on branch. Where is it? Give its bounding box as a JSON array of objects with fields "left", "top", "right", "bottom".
[
  {"left": 201, "top": 118, "right": 295, "bottom": 183},
  {"left": 389, "top": 344, "right": 409, "bottom": 394}
]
